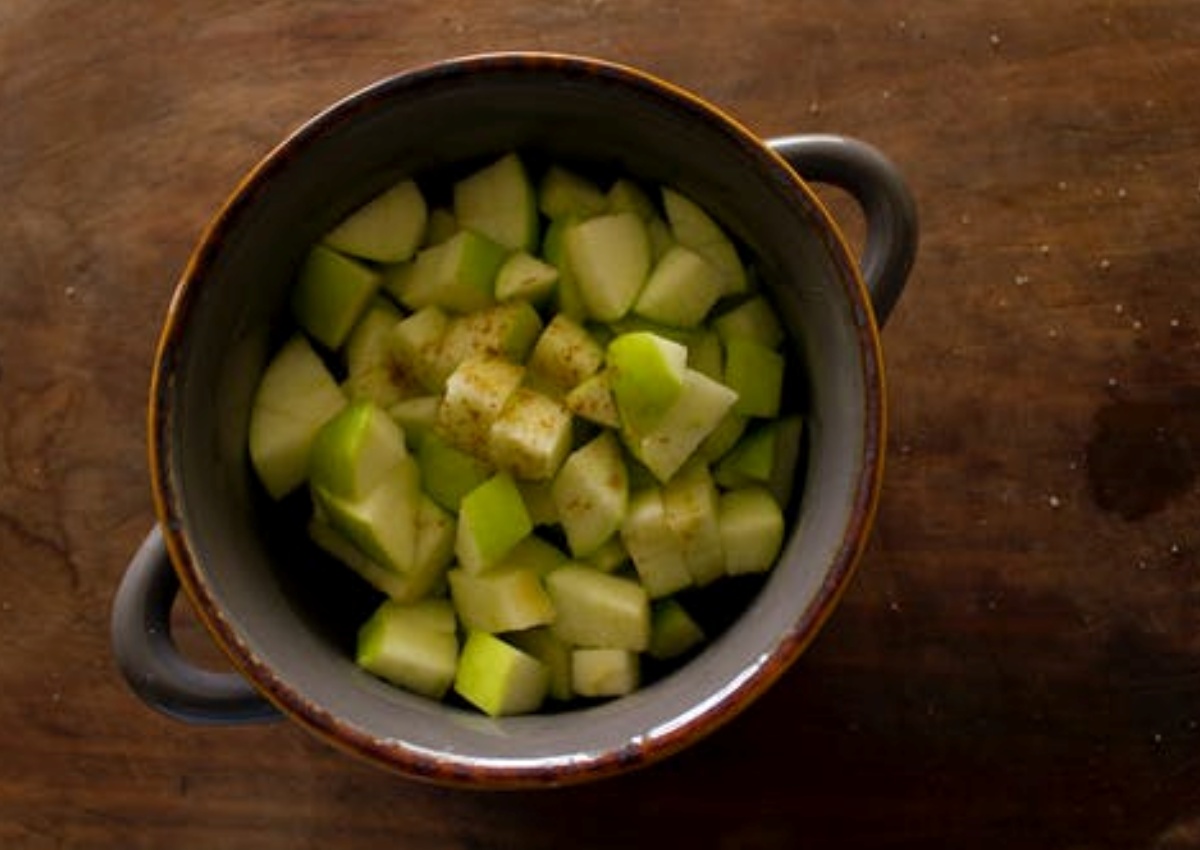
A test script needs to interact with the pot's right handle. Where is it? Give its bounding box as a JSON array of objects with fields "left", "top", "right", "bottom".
[{"left": 767, "top": 134, "right": 918, "bottom": 327}]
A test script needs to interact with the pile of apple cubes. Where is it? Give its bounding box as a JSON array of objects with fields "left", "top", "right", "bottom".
[{"left": 248, "top": 153, "right": 803, "bottom": 716}]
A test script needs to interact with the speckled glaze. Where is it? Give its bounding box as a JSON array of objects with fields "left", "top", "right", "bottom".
[{"left": 114, "top": 52, "right": 916, "bottom": 787}]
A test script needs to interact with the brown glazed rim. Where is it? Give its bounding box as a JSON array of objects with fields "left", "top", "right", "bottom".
[{"left": 148, "top": 51, "right": 886, "bottom": 788}]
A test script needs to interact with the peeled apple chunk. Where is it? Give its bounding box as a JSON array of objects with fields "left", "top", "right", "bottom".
[
  {"left": 563, "top": 212, "right": 651, "bottom": 321},
  {"left": 248, "top": 334, "right": 346, "bottom": 500},
  {"left": 291, "top": 244, "right": 381, "bottom": 351},
  {"left": 356, "top": 598, "right": 458, "bottom": 700},
  {"left": 661, "top": 187, "right": 748, "bottom": 295},
  {"left": 545, "top": 564, "right": 651, "bottom": 652},
  {"left": 606, "top": 331, "right": 688, "bottom": 435},
  {"left": 551, "top": 432, "right": 629, "bottom": 559},
  {"left": 455, "top": 471, "right": 533, "bottom": 572},
  {"left": 308, "top": 401, "right": 409, "bottom": 501},
  {"left": 453, "top": 152, "right": 539, "bottom": 252}
]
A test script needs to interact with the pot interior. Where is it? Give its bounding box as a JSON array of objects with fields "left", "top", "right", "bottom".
[{"left": 154, "top": 55, "right": 883, "bottom": 783}]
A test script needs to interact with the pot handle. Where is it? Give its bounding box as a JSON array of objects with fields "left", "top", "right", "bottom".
[
  {"left": 111, "top": 527, "right": 281, "bottom": 724},
  {"left": 767, "top": 134, "right": 918, "bottom": 327}
]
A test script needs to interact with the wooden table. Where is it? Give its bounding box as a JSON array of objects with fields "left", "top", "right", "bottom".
[{"left": 3, "top": 2, "right": 1198, "bottom": 847}]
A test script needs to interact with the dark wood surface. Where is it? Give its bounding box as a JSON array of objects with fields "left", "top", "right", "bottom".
[{"left": 3, "top": 2, "right": 1199, "bottom": 847}]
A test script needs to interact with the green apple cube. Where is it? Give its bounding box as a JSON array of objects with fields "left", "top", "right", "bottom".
[
  {"left": 248, "top": 334, "right": 347, "bottom": 499},
  {"left": 385, "top": 395, "right": 441, "bottom": 449},
  {"left": 661, "top": 187, "right": 747, "bottom": 295},
  {"left": 564, "top": 212, "right": 651, "bottom": 321},
  {"left": 662, "top": 460, "right": 725, "bottom": 586},
  {"left": 423, "top": 206, "right": 458, "bottom": 246},
  {"left": 308, "top": 513, "right": 419, "bottom": 601},
  {"left": 516, "top": 478, "right": 559, "bottom": 527},
  {"left": 341, "top": 298, "right": 423, "bottom": 406},
  {"left": 564, "top": 370, "right": 620, "bottom": 429},
  {"left": 620, "top": 487, "right": 692, "bottom": 598},
  {"left": 607, "top": 331, "right": 688, "bottom": 435},
  {"left": 356, "top": 599, "right": 459, "bottom": 700},
  {"left": 506, "top": 627, "right": 574, "bottom": 701},
  {"left": 718, "top": 486, "right": 785, "bottom": 575},
  {"left": 542, "top": 216, "right": 589, "bottom": 322},
  {"left": 324, "top": 178, "right": 428, "bottom": 263},
  {"left": 494, "top": 251, "right": 559, "bottom": 304},
  {"left": 453, "top": 630, "right": 549, "bottom": 717},
  {"left": 448, "top": 564, "right": 556, "bottom": 633},
  {"left": 697, "top": 410, "right": 749, "bottom": 464},
  {"left": 724, "top": 336, "right": 785, "bottom": 418},
  {"left": 488, "top": 388, "right": 574, "bottom": 481},
  {"left": 415, "top": 430, "right": 494, "bottom": 512},
  {"left": 646, "top": 216, "right": 675, "bottom": 262},
  {"left": 714, "top": 416, "right": 805, "bottom": 509},
  {"left": 390, "top": 305, "right": 452, "bottom": 393},
  {"left": 538, "top": 164, "right": 610, "bottom": 220},
  {"left": 648, "top": 598, "right": 706, "bottom": 660},
  {"left": 584, "top": 536, "right": 629, "bottom": 574},
  {"left": 685, "top": 328, "right": 724, "bottom": 382},
  {"left": 606, "top": 177, "right": 657, "bottom": 221},
  {"left": 453, "top": 153, "right": 538, "bottom": 252},
  {"left": 391, "top": 229, "right": 507, "bottom": 314},
  {"left": 412, "top": 493, "right": 457, "bottom": 589},
  {"left": 437, "top": 356, "right": 525, "bottom": 458},
  {"left": 439, "top": 300, "right": 543, "bottom": 374},
  {"left": 527, "top": 314, "right": 606, "bottom": 392},
  {"left": 551, "top": 432, "right": 628, "bottom": 558},
  {"left": 633, "top": 245, "right": 724, "bottom": 328},
  {"left": 455, "top": 471, "right": 533, "bottom": 572},
  {"left": 627, "top": 367, "right": 739, "bottom": 483},
  {"left": 493, "top": 534, "right": 569, "bottom": 577},
  {"left": 545, "top": 564, "right": 650, "bottom": 651},
  {"left": 291, "top": 244, "right": 382, "bottom": 350},
  {"left": 308, "top": 401, "right": 409, "bottom": 502},
  {"left": 713, "top": 294, "right": 785, "bottom": 349},
  {"left": 313, "top": 455, "right": 421, "bottom": 575},
  {"left": 571, "top": 648, "right": 639, "bottom": 698}
]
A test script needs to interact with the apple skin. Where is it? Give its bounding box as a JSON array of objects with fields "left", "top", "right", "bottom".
[
  {"left": 308, "top": 400, "right": 409, "bottom": 502},
  {"left": 454, "top": 471, "right": 533, "bottom": 573},
  {"left": 453, "top": 630, "right": 549, "bottom": 717},
  {"left": 606, "top": 331, "right": 688, "bottom": 436},
  {"left": 356, "top": 598, "right": 458, "bottom": 700}
]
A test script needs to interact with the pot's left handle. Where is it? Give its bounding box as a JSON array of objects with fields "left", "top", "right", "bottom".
[{"left": 111, "top": 527, "right": 281, "bottom": 724}]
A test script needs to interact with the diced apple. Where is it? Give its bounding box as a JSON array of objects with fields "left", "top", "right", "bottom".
[
  {"left": 390, "top": 305, "right": 452, "bottom": 393},
  {"left": 584, "top": 536, "right": 629, "bottom": 574},
  {"left": 685, "top": 328, "right": 724, "bottom": 382},
  {"left": 714, "top": 415, "right": 805, "bottom": 507},
  {"left": 308, "top": 513, "right": 418, "bottom": 601},
  {"left": 545, "top": 564, "right": 650, "bottom": 651},
  {"left": 291, "top": 244, "right": 381, "bottom": 350},
  {"left": 661, "top": 187, "right": 747, "bottom": 295},
  {"left": 356, "top": 599, "right": 459, "bottom": 700},
  {"left": 527, "top": 314, "right": 606, "bottom": 392},
  {"left": 248, "top": 334, "right": 347, "bottom": 499},
  {"left": 391, "top": 229, "right": 507, "bottom": 314},
  {"left": 620, "top": 487, "right": 692, "bottom": 598},
  {"left": 606, "top": 331, "right": 688, "bottom": 435},
  {"left": 423, "top": 207, "right": 458, "bottom": 246},
  {"left": 308, "top": 400, "right": 409, "bottom": 502},
  {"left": 605, "top": 178, "right": 656, "bottom": 221},
  {"left": 438, "top": 300, "right": 543, "bottom": 374},
  {"left": 564, "top": 370, "right": 620, "bottom": 428},
  {"left": 455, "top": 472, "right": 533, "bottom": 572},
  {"left": 386, "top": 395, "right": 441, "bottom": 449},
  {"left": 414, "top": 430, "right": 494, "bottom": 512},
  {"left": 724, "top": 336, "right": 785, "bottom": 418},
  {"left": 539, "top": 164, "right": 609, "bottom": 220},
  {"left": 625, "top": 367, "right": 739, "bottom": 483},
  {"left": 648, "top": 598, "right": 706, "bottom": 660},
  {"left": 542, "top": 216, "right": 589, "bottom": 322},
  {"left": 492, "top": 534, "right": 569, "bottom": 577},
  {"left": 488, "top": 387, "right": 574, "bottom": 481},
  {"left": 564, "top": 212, "right": 651, "bottom": 321},
  {"left": 506, "top": 627, "right": 573, "bottom": 701},
  {"left": 551, "top": 432, "right": 628, "bottom": 558},
  {"left": 494, "top": 251, "right": 559, "bottom": 304},
  {"left": 662, "top": 460, "right": 725, "bottom": 586},
  {"left": 437, "top": 356, "right": 525, "bottom": 458},
  {"left": 453, "top": 630, "right": 549, "bottom": 717},
  {"left": 313, "top": 455, "right": 421, "bottom": 575},
  {"left": 571, "top": 648, "right": 639, "bottom": 698},
  {"left": 516, "top": 478, "right": 559, "bottom": 527},
  {"left": 453, "top": 153, "right": 538, "bottom": 252},
  {"left": 713, "top": 294, "right": 785, "bottom": 349},
  {"left": 324, "top": 179, "right": 428, "bottom": 263},
  {"left": 696, "top": 410, "right": 749, "bottom": 463},
  {"left": 448, "top": 564, "right": 556, "bottom": 633},
  {"left": 719, "top": 486, "right": 786, "bottom": 575},
  {"left": 633, "top": 245, "right": 724, "bottom": 328}
]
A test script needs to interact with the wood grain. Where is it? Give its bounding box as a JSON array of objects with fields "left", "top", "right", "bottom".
[{"left": 2, "top": 2, "right": 1199, "bottom": 847}]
